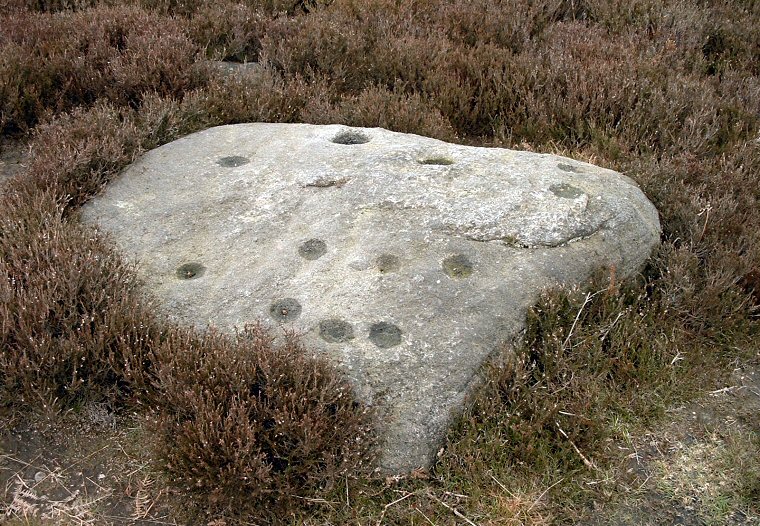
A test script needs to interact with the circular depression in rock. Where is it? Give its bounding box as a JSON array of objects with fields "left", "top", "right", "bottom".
[
  {"left": 368, "top": 322, "right": 402, "bottom": 348},
  {"left": 298, "top": 238, "right": 327, "bottom": 260},
  {"left": 269, "top": 298, "right": 302, "bottom": 322},
  {"left": 550, "top": 183, "right": 584, "bottom": 199},
  {"left": 375, "top": 254, "right": 400, "bottom": 273},
  {"left": 331, "top": 130, "right": 370, "bottom": 145},
  {"left": 217, "top": 155, "right": 250, "bottom": 167},
  {"left": 557, "top": 162, "right": 581, "bottom": 173},
  {"left": 419, "top": 156, "right": 454, "bottom": 165},
  {"left": 442, "top": 254, "right": 473, "bottom": 278},
  {"left": 176, "top": 262, "right": 205, "bottom": 280},
  {"left": 319, "top": 318, "right": 355, "bottom": 343}
]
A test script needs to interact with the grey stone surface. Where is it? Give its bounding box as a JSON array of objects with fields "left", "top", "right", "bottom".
[{"left": 81, "top": 123, "right": 661, "bottom": 472}]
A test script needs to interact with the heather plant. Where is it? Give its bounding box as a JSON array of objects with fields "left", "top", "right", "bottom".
[
  {"left": 0, "top": 100, "right": 161, "bottom": 408},
  {"left": 0, "top": 0, "right": 758, "bottom": 523},
  {"left": 0, "top": 187, "right": 160, "bottom": 408},
  {"left": 186, "top": 1, "right": 269, "bottom": 62},
  {"left": 1, "top": 0, "right": 99, "bottom": 11},
  {"left": 0, "top": 5, "right": 203, "bottom": 134},
  {"left": 261, "top": 0, "right": 760, "bottom": 151},
  {"left": 149, "top": 325, "right": 374, "bottom": 523},
  {"left": 21, "top": 104, "right": 142, "bottom": 211}
]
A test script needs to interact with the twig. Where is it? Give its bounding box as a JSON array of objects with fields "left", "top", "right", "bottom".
[
  {"left": 376, "top": 492, "right": 415, "bottom": 526},
  {"left": 101, "top": 515, "right": 178, "bottom": 525},
  {"left": 636, "top": 473, "right": 653, "bottom": 491},
  {"left": 124, "top": 462, "right": 150, "bottom": 479},
  {"left": 443, "top": 491, "right": 469, "bottom": 499},
  {"left": 599, "top": 311, "right": 625, "bottom": 341},
  {"left": 556, "top": 422, "right": 598, "bottom": 470},
  {"left": 708, "top": 385, "right": 741, "bottom": 395},
  {"left": 85, "top": 476, "right": 108, "bottom": 493},
  {"left": 345, "top": 474, "right": 350, "bottom": 508},
  {"left": 427, "top": 491, "right": 479, "bottom": 526},
  {"left": 1, "top": 454, "right": 42, "bottom": 470},
  {"left": 670, "top": 351, "right": 685, "bottom": 365},
  {"left": 415, "top": 506, "right": 437, "bottom": 525},
  {"left": 562, "top": 289, "right": 604, "bottom": 349},
  {"left": 698, "top": 205, "right": 711, "bottom": 241}
]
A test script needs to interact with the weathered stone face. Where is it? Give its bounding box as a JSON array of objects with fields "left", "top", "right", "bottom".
[{"left": 81, "top": 123, "right": 661, "bottom": 472}]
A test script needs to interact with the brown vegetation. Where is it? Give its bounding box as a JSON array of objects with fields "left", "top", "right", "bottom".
[
  {"left": 1, "top": 0, "right": 758, "bottom": 523},
  {"left": 150, "top": 326, "right": 374, "bottom": 522}
]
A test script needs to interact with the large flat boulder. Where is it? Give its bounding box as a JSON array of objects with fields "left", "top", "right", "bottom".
[{"left": 81, "top": 124, "right": 660, "bottom": 472}]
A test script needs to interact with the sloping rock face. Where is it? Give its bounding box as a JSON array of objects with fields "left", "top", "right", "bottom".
[{"left": 81, "top": 124, "right": 660, "bottom": 472}]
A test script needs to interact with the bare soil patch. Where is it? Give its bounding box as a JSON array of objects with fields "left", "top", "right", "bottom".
[
  {"left": 0, "top": 409, "right": 173, "bottom": 525},
  {"left": 585, "top": 356, "right": 760, "bottom": 526}
]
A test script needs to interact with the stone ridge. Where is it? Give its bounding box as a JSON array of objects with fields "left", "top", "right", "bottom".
[{"left": 81, "top": 123, "right": 661, "bottom": 472}]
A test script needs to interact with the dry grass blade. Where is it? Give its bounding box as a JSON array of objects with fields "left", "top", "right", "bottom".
[
  {"left": 427, "top": 490, "right": 480, "bottom": 526},
  {"left": 525, "top": 478, "right": 564, "bottom": 514},
  {"left": 375, "top": 492, "right": 415, "bottom": 526},
  {"left": 562, "top": 289, "right": 604, "bottom": 350}
]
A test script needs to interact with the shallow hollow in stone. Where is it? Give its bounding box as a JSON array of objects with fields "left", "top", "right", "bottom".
[
  {"left": 550, "top": 183, "right": 584, "bottom": 199},
  {"left": 368, "top": 322, "right": 403, "bottom": 348},
  {"left": 442, "top": 254, "right": 473, "bottom": 278},
  {"left": 332, "top": 130, "right": 370, "bottom": 145},
  {"left": 217, "top": 155, "right": 250, "bottom": 167},
  {"left": 269, "top": 298, "right": 302, "bottom": 322},
  {"left": 176, "top": 262, "right": 205, "bottom": 280},
  {"left": 419, "top": 156, "right": 454, "bottom": 166},
  {"left": 557, "top": 162, "right": 581, "bottom": 173},
  {"left": 298, "top": 238, "right": 327, "bottom": 260},
  {"left": 319, "top": 318, "right": 355, "bottom": 343},
  {"left": 375, "top": 254, "right": 401, "bottom": 273}
]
